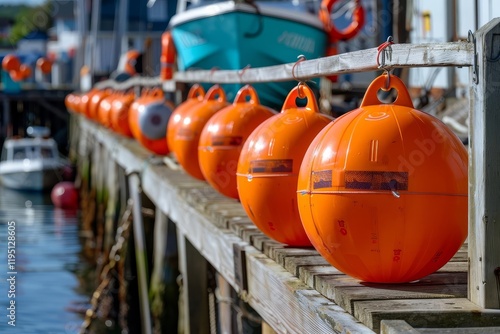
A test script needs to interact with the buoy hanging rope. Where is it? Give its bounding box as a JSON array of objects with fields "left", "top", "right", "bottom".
[{"left": 319, "top": 0, "right": 365, "bottom": 42}]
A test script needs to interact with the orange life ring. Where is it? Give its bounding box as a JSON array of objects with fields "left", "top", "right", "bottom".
[
  {"left": 161, "top": 31, "right": 176, "bottom": 80},
  {"left": 319, "top": 0, "right": 365, "bottom": 42}
]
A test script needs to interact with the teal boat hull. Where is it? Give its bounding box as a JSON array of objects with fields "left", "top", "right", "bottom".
[{"left": 170, "top": 2, "right": 327, "bottom": 109}]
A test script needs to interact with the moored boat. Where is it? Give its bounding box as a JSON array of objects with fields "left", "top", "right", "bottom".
[
  {"left": 0, "top": 127, "right": 68, "bottom": 192},
  {"left": 168, "top": 0, "right": 330, "bottom": 108}
]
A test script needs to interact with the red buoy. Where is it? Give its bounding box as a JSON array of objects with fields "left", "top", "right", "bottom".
[{"left": 51, "top": 182, "right": 79, "bottom": 210}]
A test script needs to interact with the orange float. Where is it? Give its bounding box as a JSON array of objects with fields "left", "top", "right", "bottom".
[
  {"left": 88, "top": 89, "right": 111, "bottom": 120},
  {"left": 167, "top": 84, "right": 205, "bottom": 156},
  {"left": 110, "top": 91, "right": 135, "bottom": 137},
  {"left": 19, "top": 64, "right": 32, "bottom": 79},
  {"left": 2, "top": 54, "right": 20, "bottom": 72},
  {"left": 36, "top": 57, "right": 52, "bottom": 74},
  {"left": 79, "top": 89, "right": 98, "bottom": 116},
  {"left": 97, "top": 93, "right": 115, "bottom": 127},
  {"left": 171, "top": 85, "right": 229, "bottom": 180},
  {"left": 199, "top": 85, "right": 276, "bottom": 199},
  {"left": 236, "top": 83, "right": 333, "bottom": 246},
  {"left": 9, "top": 70, "right": 24, "bottom": 82},
  {"left": 297, "top": 74, "right": 468, "bottom": 283},
  {"left": 65, "top": 93, "right": 75, "bottom": 112},
  {"left": 160, "top": 31, "right": 176, "bottom": 80},
  {"left": 129, "top": 88, "right": 174, "bottom": 155}
]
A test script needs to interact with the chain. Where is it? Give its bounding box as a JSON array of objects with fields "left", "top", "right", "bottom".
[{"left": 79, "top": 200, "right": 134, "bottom": 334}]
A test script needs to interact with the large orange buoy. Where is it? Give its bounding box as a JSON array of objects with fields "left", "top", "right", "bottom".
[
  {"left": 172, "top": 85, "right": 229, "bottom": 180},
  {"left": 236, "top": 83, "right": 333, "bottom": 246},
  {"left": 129, "top": 88, "right": 174, "bottom": 155},
  {"left": 2, "top": 54, "right": 20, "bottom": 72},
  {"left": 160, "top": 31, "right": 176, "bottom": 80},
  {"left": 199, "top": 85, "right": 276, "bottom": 199},
  {"left": 297, "top": 73, "right": 468, "bottom": 283},
  {"left": 167, "top": 84, "right": 205, "bottom": 153},
  {"left": 36, "top": 57, "right": 52, "bottom": 74},
  {"left": 110, "top": 92, "right": 135, "bottom": 137}
]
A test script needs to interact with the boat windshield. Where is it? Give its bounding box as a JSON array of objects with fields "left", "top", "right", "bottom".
[{"left": 9, "top": 144, "right": 57, "bottom": 161}]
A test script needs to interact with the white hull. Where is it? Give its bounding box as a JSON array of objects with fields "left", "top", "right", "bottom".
[{"left": 0, "top": 161, "right": 63, "bottom": 191}]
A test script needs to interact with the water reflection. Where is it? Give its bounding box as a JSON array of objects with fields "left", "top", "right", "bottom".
[{"left": 0, "top": 186, "right": 89, "bottom": 334}]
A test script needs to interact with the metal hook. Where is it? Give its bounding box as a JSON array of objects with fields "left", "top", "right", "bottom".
[
  {"left": 239, "top": 65, "right": 251, "bottom": 83},
  {"left": 383, "top": 70, "right": 392, "bottom": 90},
  {"left": 209, "top": 67, "right": 219, "bottom": 83},
  {"left": 377, "top": 36, "right": 394, "bottom": 71},
  {"left": 297, "top": 82, "right": 306, "bottom": 99},
  {"left": 292, "top": 55, "right": 306, "bottom": 82}
]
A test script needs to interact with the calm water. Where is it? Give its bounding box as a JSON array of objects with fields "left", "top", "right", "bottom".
[{"left": 0, "top": 186, "right": 89, "bottom": 334}]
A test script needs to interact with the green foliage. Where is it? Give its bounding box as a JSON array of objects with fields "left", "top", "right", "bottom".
[{"left": 8, "top": 2, "right": 53, "bottom": 45}]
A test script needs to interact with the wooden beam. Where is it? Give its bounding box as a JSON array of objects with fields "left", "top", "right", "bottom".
[
  {"left": 128, "top": 173, "right": 153, "bottom": 334},
  {"left": 93, "top": 41, "right": 474, "bottom": 90},
  {"left": 469, "top": 17, "right": 500, "bottom": 309}
]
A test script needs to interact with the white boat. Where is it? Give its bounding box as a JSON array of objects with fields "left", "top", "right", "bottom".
[{"left": 0, "top": 127, "right": 67, "bottom": 191}]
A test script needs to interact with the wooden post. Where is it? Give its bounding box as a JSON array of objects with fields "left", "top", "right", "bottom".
[
  {"left": 128, "top": 173, "right": 153, "bottom": 334},
  {"left": 177, "top": 230, "right": 210, "bottom": 334},
  {"left": 469, "top": 17, "right": 500, "bottom": 309}
]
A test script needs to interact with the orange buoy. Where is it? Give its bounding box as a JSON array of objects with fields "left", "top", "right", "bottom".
[
  {"left": 129, "top": 88, "right": 174, "bottom": 155},
  {"left": 124, "top": 50, "right": 141, "bottom": 76},
  {"left": 9, "top": 69, "right": 24, "bottom": 82},
  {"left": 79, "top": 89, "right": 98, "bottom": 116},
  {"left": 236, "top": 83, "right": 333, "bottom": 246},
  {"left": 88, "top": 89, "right": 111, "bottom": 120},
  {"left": 297, "top": 73, "right": 468, "bottom": 283},
  {"left": 36, "top": 57, "right": 52, "bottom": 74},
  {"left": 110, "top": 92, "right": 135, "bottom": 137},
  {"left": 19, "top": 64, "right": 32, "bottom": 79},
  {"left": 65, "top": 93, "right": 75, "bottom": 112},
  {"left": 199, "top": 85, "right": 276, "bottom": 199},
  {"left": 167, "top": 84, "right": 205, "bottom": 156},
  {"left": 97, "top": 93, "right": 115, "bottom": 127},
  {"left": 2, "top": 54, "right": 20, "bottom": 72},
  {"left": 160, "top": 31, "right": 176, "bottom": 80},
  {"left": 171, "top": 85, "right": 229, "bottom": 180}
]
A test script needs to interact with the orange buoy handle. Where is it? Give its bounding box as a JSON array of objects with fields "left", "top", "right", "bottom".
[
  {"left": 282, "top": 83, "right": 320, "bottom": 113},
  {"left": 319, "top": 0, "right": 365, "bottom": 41},
  {"left": 233, "top": 85, "right": 260, "bottom": 105},
  {"left": 187, "top": 84, "right": 205, "bottom": 100},
  {"left": 360, "top": 73, "right": 414, "bottom": 109},
  {"left": 161, "top": 31, "right": 176, "bottom": 80},
  {"left": 204, "top": 85, "right": 227, "bottom": 103}
]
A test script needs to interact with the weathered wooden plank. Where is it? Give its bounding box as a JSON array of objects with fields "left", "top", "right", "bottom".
[
  {"left": 316, "top": 272, "right": 468, "bottom": 315},
  {"left": 245, "top": 250, "right": 374, "bottom": 334},
  {"left": 469, "top": 17, "right": 500, "bottom": 309},
  {"left": 353, "top": 298, "right": 500, "bottom": 333},
  {"left": 380, "top": 320, "right": 420, "bottom": 334}
]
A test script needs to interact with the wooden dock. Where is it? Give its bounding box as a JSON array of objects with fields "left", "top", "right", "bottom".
[
  {"left": 75, "top": 114, "right": 500, "bottom": 333},
  {"left": 72, "top": 18, "right": 500, "bottom": 334}
]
